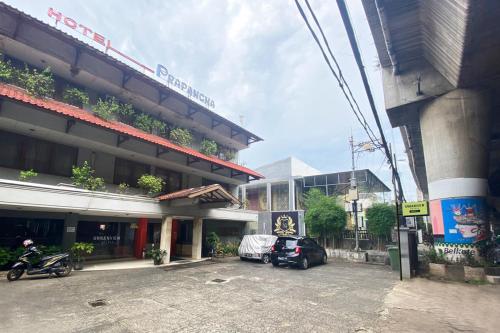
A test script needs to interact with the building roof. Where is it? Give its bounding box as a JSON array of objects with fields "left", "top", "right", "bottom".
[
  {"left": 255, "top": 156, "right": 320, "bottom": 179},
  {"left": 0, "top": 2, "right": 263, "bottom": 145},
  {"left": 0, "top": 83, "right": 263, "bottom": 179},
  {"left": 157, "top": 184, "right": 240, "bottom": 205}
]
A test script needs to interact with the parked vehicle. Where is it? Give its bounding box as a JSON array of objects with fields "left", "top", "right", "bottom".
[
  {"left": 238, "top": 234, "right": 278, "bottom": 264},
  {"left": 7, "top": 239, "right": 72, "bottom": 281},
  {"left": 271, "top": 236, "right": 327, "bottom": 269}
]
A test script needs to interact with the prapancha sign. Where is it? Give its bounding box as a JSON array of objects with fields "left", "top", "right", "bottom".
[{"left": 402, "top": 201, "right": 429, "bottom": 217}]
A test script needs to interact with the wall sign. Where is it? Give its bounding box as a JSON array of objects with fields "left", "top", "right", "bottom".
[
  {"left": 402, "top": 201, "right": 429, "bottom": 217},
  {"left": 47, "top": 8, "right": 215, "bottom": 109},
  {"left": 271, "top": 211, "right": 298, "bottom": 236},
  {"left": 441, "top": 197, "right": 487, "bottom": 244}
]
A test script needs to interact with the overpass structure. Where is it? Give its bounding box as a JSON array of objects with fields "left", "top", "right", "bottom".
[{"left": 362, "top": 0, "right": 500, "bottom": 255}]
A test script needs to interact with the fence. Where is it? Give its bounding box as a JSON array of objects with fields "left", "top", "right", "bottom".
[{"left": 322, "top": 230, "right": 392, "bottom": 251}]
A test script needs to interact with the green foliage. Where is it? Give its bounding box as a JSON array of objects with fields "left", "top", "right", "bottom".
[
  {"left": 219, "top": 242, "right": 239, "bottom": 256},
  {"left": 365, "top": 203, "right": 396, "bottom": 238},
  {"left": 22, "top": 67, "right": 55, "bottom": 98},
  {"left": 200, "top": 139, "right": 218, "bottom": 156},
  {"left": 137, "top": 174, "right": 165, "bottom": 196},
  {"left": 0, "top": 247, "right": 11, "bottom": 266},
  {"left": 71, "top": 161, "right": 106, "bottom": 191},
  {"left": 93, "top": 96, "right": 120, "bottom": 120},
  {"left": 62, "top": 87, "right": 89, "bottom": 108},
  {"left": 426, "top": 247, "right": 448, "bottom": 264},
  {"left": 117, "top": 102, "right": 136, "bottom": 124},
  {"left": 38, "top": 245, "right": 63, "bottom": 256},
  {"left": 71, "top": 242, "right": 94, "bottom": 261},
  {"left": 222, "top": 149, "right": 236, "bottom": 161},
  {"left": 169, "top": 127, "right": 193, "bottom": 146},
  {"left": 304, "top": 188, "right": 347, "bottom": 243},
  {"left": 0, "top": 56, "right": 16, "bottom": 83},
  {"left": 206, "top": 232, "right": 220, "bottom": 249},
  {"left": 132, "top": 112, "right": 167, "bottom": 134},
  {"left": 18, "top": 169, "right": 38, "bottom": 181},
  {"left": 118, "top": 182, "right": 130, "bottom": 194},
  {"left": 148, "top": 248, "right": 168, "bottom": 264}
]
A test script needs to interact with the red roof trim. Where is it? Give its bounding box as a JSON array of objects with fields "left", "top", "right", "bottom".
[{"left": 0, "top": 83, "right": 264, "bottom": 179}]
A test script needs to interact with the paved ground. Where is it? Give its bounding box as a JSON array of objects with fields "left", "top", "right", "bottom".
[{"left": 0, "top": 258, "right": 498, "bottom": 332}]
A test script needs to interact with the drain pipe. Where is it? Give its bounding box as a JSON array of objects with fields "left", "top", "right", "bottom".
[{"left": 375, "top": 0, "right": 399, "bottom": 75}]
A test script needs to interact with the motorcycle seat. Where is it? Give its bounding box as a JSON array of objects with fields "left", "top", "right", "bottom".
[{"left": 41, "top": 253, "right": 67, "bottom": 261}]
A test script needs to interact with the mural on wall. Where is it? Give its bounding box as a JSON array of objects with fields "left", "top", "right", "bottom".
[
  {"left": 441, "top": 198, "right": 488, "bottom": 244},
  {"left": 434, "top": 242, "right": 479, "bottom": 262},
  {"left": 430, "top": 199, "right": 444, "bottom": 235}
]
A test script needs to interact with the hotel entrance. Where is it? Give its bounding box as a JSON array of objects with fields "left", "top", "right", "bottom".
[{"left": 76, "top": 221, "right": 135, "bottom": 260}]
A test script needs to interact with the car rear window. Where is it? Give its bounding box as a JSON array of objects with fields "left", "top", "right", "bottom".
[{"left": 276, "top": 238, "right": 298, "bottom": 249}]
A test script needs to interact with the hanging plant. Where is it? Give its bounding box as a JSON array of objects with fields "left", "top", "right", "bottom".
[
  {"left": 62, "top": 87, "right": 89, "bottom": 108},
  {"left": 93, "top": 96, "right": 120, "bottom": 121},
  {"left": 200, "top": 139, "right": 218, "bottom": 156},
  {"left": 169, "top": 128, "right": 193, "bottom": 146}
]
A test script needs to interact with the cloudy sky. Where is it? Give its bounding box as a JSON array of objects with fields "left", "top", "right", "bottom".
[{"left": 4, "top": 0, "right": 417, "bottom": 200}]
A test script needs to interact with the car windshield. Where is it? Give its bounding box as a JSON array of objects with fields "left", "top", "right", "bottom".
[{"left": 276, "top": 238, "right": 298, "bottom": 249}]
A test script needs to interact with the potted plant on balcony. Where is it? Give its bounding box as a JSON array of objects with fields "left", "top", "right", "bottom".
[
  {"left": 137, "top": 174, "right": 165, "bottom": 196},
  {"left": 71, "top": 242, "right": 95, "bottom": 270},
  {"left": 149, "top": 248, "right": 168, "bottom": 265}
]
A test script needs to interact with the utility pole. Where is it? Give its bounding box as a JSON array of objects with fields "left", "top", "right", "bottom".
[
  {"left": 390, "top": 144, "right": 403, "bottom": 281},
  {"left": 349, "top": 135, "right": 360, "bottom": 252}
]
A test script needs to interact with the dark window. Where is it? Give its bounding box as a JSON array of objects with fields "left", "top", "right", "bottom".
[
  {"left": 326, "top": 174, "right": 338, "bottom": 184},
  {"left": 276, "top": 237, "right": 298, "bottom": 249},
  {"left": 0, "top": 130, "right": 77, "bottom": 177},
  {"left": 113, "top": 158, "right": 151, "bottom": 187},
  {"left": 155, "top": 167, "right": 182, "bottom": 194},
  {"left": 177, "top": 220, "right": 193, "bottom": 244},
  {"left": 315, "top": 176, "right": 326, "bottom": 185},
  {"left": 304, "top": 176, "right": 314, "bottom": 187},
  {"left": 0, "top": 217, "right": 64, "bottom": 248}
]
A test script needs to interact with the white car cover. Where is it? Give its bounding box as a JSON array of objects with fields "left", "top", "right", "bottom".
[{"left": 238, "top": 234, "right": 278, "bottom": 257}]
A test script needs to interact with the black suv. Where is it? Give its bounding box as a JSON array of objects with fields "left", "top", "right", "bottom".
[{"left": 270, "top": 236, "right": 327, "bottom": 269}]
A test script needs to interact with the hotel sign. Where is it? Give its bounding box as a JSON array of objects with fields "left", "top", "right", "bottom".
[
  {"left": 47, "top": 8, "right": 215, "bottom": 109},
  {"left": 402, "top": 201, "right": 429, "bottom": 217}
]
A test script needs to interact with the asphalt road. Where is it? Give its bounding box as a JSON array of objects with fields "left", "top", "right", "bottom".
[{"left": 0, "top": 258, "right": 397, "bottom": 333}]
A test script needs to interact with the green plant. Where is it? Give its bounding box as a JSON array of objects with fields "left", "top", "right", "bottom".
[
  {"left": 0, "top": 247, "right": 10, "bottom": 267},
  {"left": 152, "top": 119, "right": 166, "bottom": 134},
  {"left": 0, "top": 56, "right": 16, "bottom": 83},
  {"left": 19, "top": 169, "right": 38, "bottom": 181},
  {"left": 118, "top": 182, "right": 130, "bottom": 194},
  {"left": 62, "top": 87, "right": 89, "bottom": 108},
  {"left": 219, "top": 241, "right": 239, "bottom": 256},
  {"left": 148, "top": 248, "right": 168, "bottom": 264},
  {"left": 70, "top": 242, "right": 94, "bottom": 261},
  {"left": 71, "top": 161, "right": 106, "bottom": 191},
  {"left": 134, "top": 113, "right": 154, "bottom": 132},
  {"left": 365, "top": 203, "right": 396, "bottom": 239},
  {"left": 426, "top": 247, "right": 448, "bottom": 264},
  {"left": 200, "top": 139, "right": 218, "bottom": 156},
  {"left": 137, "top": 174, "right": 165, "bottom": 196},
  {"left": 93, "top": 96, "right": 120, "bottom": 120},
  {"left": 169, "top": 127, "right": 193, "bottom": 146},
  {"left": 22, "top": 67, "right": 55, "bottom": 98},
  {"left": 117, "top": 102, "right": 136, "bottom": 124},
  {"left": 206, "top": 232, "right": 220, "bottom": 250},
  {"left": 222, "top": 149, "right": 236, "bottom": 161},
  {"left": 38, "top": 245, "right": 63, "bottom": 256},
  {"left": 462, "top": 251, "right": 484, "bottom": 267}
]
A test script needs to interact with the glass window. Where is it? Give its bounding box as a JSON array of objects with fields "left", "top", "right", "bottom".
[
  {"left": 246, "top": 186, "right": 267, "bottom": 211},
  {"left": 271, "top": 183, "right": 289, "bottom": 211},
  {"left": 304, "top": 176, "right": 314, "bottom": 187},
  {"left": 0, "top": 131, "right": 21, "bottom": 169},
  {"left": 315, "top": 175, "right": 326, "bottom": 185},
  {"left": 326, "top": 174, "right": 338, "bottom": 184},
  {"left": 76, "top": 221, "right": 135, "bottom": 260},
  {"left": 114, "top": 158, "right": 151, "bottom": 187},
  {"left": 275, "top": 238, "right": 297, "bottom": 249},
  {"left": 156, "top": 167, "right": 182, "bottom": 194},
  {"left": 0, "top": 217, "right": 64, "bottom": 248}
]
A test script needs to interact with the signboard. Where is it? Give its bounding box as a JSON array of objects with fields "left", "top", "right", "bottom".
[
  {"left": 271, "top": 211, "right": 299, "bottom": 236},
  {"left": 441, "top": 197, "right": 487, "bottom": 244},
  {"left": 47, "top": 8, "right": 215, "bottom": 109},
  {"left": 402, "top": 201, "right": 429, "bottom": 217}
]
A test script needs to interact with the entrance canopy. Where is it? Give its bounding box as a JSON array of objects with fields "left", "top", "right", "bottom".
[{"left": 157, "top": 184, "right": 240, "bottom": 208}]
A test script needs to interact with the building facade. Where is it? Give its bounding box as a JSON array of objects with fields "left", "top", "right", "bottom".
[{"left": 0, "top": 3, "right": 263, "bottom": 262}]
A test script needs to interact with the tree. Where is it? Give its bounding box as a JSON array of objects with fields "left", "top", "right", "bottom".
[
  {"left": 365, "top": 203, "right": 396, "bottom": 249},
  {"left": 304, "top": 188, "right": 347, "bottom": 247}
]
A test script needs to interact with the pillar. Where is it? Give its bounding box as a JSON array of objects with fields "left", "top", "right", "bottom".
[
  {"left": 288, "top": 178, "right": 295, "bottom": 211},
  {"left": 192, "top": 217, "right": 203, "bottom": 260},
  {"left": 160, "top": 216, "right": 172, "bottom": 264},
  {"left": 420, "top": 88, "right": 491, "bottom": 259},
  {"left": 266, "top": 183, "right": 272, "bottom": 211},
  {"left": 134, "top": 218, "right": 148, "bottom": 259},
  {"left": 62, "top": 213, "right": 79, "bottom": 251}
]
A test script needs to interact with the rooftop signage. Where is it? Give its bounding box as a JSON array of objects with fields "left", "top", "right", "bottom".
[{"left": 47, "top": 8, "right": 215, "bottom": 109}]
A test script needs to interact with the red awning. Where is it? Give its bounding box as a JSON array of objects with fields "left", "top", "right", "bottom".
[
  {"left": 157, "top": 184, "right": 240, "bottom": 205},
  {"left": 0, "top": 83, "right": 263, "bottom": 179}
]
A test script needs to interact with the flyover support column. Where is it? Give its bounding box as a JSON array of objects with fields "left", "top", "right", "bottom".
[{"left": 419, "top": 88, "right": 491, "bottom": 259}]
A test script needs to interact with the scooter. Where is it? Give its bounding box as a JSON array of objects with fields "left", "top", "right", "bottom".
[{"left": 7, "top": 241, "right": 73, "bottom": 281}]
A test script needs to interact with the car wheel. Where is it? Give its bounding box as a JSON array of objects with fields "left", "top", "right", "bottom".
[
  {"left": 261, "top": 254, "right": 270, "bottom": 264},
  {"left": 321, "top": 253, "right": 327, "bottom": 265},
  {"left": 272, "top": 261, "right": 279, "bottom": 267},
  {"left": 301, "top": 257, "right": 309, "bottom": 270}
]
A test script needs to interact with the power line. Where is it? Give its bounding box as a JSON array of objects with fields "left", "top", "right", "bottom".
[{"left": 293, "top": 0, "right": 381, "bottom": 148}]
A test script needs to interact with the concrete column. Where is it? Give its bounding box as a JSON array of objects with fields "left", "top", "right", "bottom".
[
  {"left": 62, "top": 213, "right": 79, "bottom": 251},
  {"left": 241, "top": 185, "right": 247, "bottom": 209},
  {"left": 192, "top": 218, "right": 203, "bottom": 259},
  {"left": 288, "top": 178, "right": 295, "bottom": 211},
  {"left": 160, "top": 216, "right": 173, "bottom": 264},
  {"left": 266, "top": 183, "right": 272, "bottom": 211},
  {"left": 420, "top": 89, "right": 491, "bottom": 255}
]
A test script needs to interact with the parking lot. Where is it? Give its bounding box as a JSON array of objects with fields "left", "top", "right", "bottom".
[
  {"left": 1, "top": 258, "right": 499, "bottom": 333},
  {"left": 0, "top": 258, "right": 398, "bottom": 333}
]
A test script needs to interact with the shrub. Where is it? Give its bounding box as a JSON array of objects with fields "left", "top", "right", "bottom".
[
  {"left": 134, "top": 113, "right": 153, "bottom": 132},
  {"left": 365, "top": 203, "right": 396, "bottom": 238},
  {"left": 117, "top": 102, "right": 136, "bottom": 124},
  {"left": 169, "top": 127, "right": 193, "bottom": 146},
  {"left": 38, "top": 245, "right": 63, "bottom": 256},
  {"left": 0, "top": 247, "right": 10, "bottom": 267},
  {"left": 118, "top": 182, "right": 130, "bottom": 194},
  {"left": 200, "top": 139, "right": 218, "bottom": 156},
  {"left": 0, "top": 56, "right": 16, "bottom": 83},
  {"left": 22, "top": 67, "right": 55, "bottom": 98},
  {"left": 71, "top": 242, "right": 94, "bottom": 262},
  {"left": 19, "top": 169, "right": 38, "bottom": 181},
  {"left": 206, "top": 232, "right": 220, "bottom": 250},
  {"left": 137, "top": 174, "right": 165, "bottom": 196},
  {"left": 222, "top": 149, "right": 235, "bottom": 161},
  {"left": 93, "top": 96, "right": 120, "bottom": 120},
  {"left": 152, "top": 119, "right": 166, "bottom": 134},
  {"left": 62, "top": 87, "right": 89, "bottom": 108},
  {"left": 71, "top": 161, "right": 106, "bottom": 191},
  {"left": 218, "top": 241, "right": 240, "bottom": 256}
]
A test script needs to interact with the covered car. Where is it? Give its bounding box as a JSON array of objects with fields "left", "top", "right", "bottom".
[{"left": 238, "top": 234, "right": 278, "bottom": 264}]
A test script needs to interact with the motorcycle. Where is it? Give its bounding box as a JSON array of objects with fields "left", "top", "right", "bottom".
[{"left": 7, "top": 240, "right": 72, "bottom": 281}]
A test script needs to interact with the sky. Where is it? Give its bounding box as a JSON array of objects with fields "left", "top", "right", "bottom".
[{"left": 3, "top": 0, "right": 417, "bottom": 200}]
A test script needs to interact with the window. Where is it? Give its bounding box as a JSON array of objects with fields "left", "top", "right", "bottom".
[
  {"left": 156, "top": 167, "right": 182, "bottom": 194},
  {"left": 113, "top": 158, "right": 151, "bottom": 187},
  {"left": 0, "top": 130, "right": 77, "bottom": 177}
]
